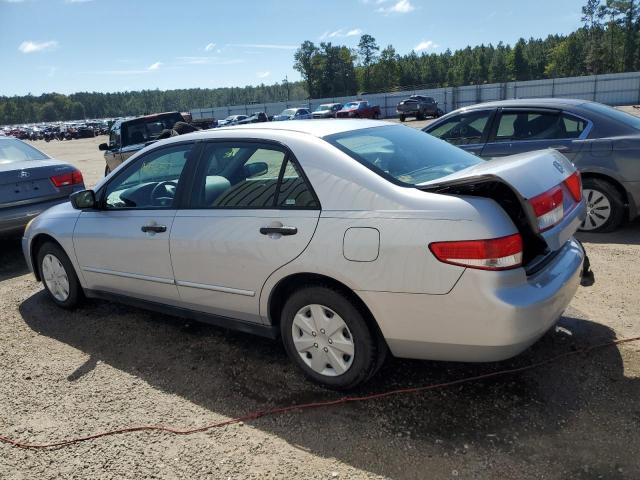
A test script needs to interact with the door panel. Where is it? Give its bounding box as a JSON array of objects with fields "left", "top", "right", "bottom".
[
  {"left": 170, "top": 209, "right": 320, "bottom": 323},
  {"left": 73, "top": 210, "right": 180, "bottom": 303}
]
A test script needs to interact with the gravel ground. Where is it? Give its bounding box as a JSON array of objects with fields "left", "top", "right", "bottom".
[{"left": 0, "top": 127, "right": 639, "bottom": 479}]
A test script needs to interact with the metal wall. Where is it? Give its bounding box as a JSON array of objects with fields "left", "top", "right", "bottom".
[{"left": 190, "top": 71, "right": 640, "bottom": 121}]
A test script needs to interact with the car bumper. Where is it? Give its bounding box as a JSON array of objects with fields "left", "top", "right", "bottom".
[
  {"left": 357, "top": 237, "right": 584, "bottom": 362},
  {"left": 0, "top": 196, "right": 69, "bottom": 236}
]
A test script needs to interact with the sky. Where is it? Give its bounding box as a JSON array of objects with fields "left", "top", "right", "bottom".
[{"left": 0, "top": 0, "right": 587, "bottom": 96}]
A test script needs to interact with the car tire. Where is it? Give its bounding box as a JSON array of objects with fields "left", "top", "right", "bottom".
[
  {"left": 579, "top": 178, "right": 625, "bottom": 232},
  {"left": 37, "top": 241, "right": 83, "bottom": 309},
  {"left": 105, "top": 165, "right": 111, "bottom": 176},
  {"left": 280, "top": 285, "right": 383, "bottom": 390},
  {"left": 416, "top": 111, "right": 424, "bottom": 121},
  {"left": 399, "top": 114, "right": 406, "bottom": 122}
]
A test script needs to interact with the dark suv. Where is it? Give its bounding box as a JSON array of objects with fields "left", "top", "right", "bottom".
[
  {"left": 396, "top": 95, "right": 440, "bottom": 122},
  {"left": 99, "top": 112, "right": 184, "bottom": 175}
]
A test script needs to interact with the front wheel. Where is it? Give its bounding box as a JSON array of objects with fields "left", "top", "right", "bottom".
[
  {"left": 579, "top": 178, "right": 625, "bottom": 232},
  {"left": 280, "top": 286, "right": 384, "bottom": 390},
  {"left": 399, "top": 114, "right": 406, "bottom": 122},
  {"left": 37, "top": 242, "right": 83, "bottom": 309}
]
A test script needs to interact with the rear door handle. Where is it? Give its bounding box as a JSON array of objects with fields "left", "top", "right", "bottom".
[
  {"left": 259, "top": 226, "right": 298, "bottom": 236},
  {"left": 141, "top": 224, "right": 167, "bottom": 233}
]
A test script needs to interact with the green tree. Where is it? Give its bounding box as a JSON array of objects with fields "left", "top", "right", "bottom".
[{"left": 357, "top": 34, "right": 380, "bottom": 92}]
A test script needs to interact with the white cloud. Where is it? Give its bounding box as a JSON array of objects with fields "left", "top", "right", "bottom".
[
  {"left": 377, "top": 0, "right": 415, "bottom": 14},
  {"left": 204, "top": 42, "right": 216, "bottom": 52},
  {"left": 257, "top": 71, "right": 270, "bottom": 78},
  {"left": 319, "top": 28, "right": 362, "bottom": 40},
  {"left": 176, "top": 56, "right": 244, "bottom": 66},
  {"left": 2, "top": 0, "right": 28, "bottom": 3},
  {"left": 227, "top": 43, "right": 297, "bottom": 50},
  {"left": 413, "top": 40, "right": 439, "bottom": 52},
  {"left": 148, "top": 62, "right": 162, "bottom": 70},
  {"left": 18, "top": 40, "right": 58, "bottom": 53}
]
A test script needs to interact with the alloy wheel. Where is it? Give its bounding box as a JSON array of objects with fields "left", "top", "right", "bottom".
[{"left": 580, "top": 188, "right": 612, "bottom": 231}]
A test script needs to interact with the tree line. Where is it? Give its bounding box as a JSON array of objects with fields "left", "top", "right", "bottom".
[{"left": 2, "top": 0, "right": 640, "bottom": 125}]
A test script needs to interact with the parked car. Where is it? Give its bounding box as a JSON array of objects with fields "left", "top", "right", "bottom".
[
  {"left": 99, "top": 112, "right": 185, "bottom": 175},
  {"left": 0, "top": 137, "right": 84, "bottom": 236},
  {"left": 273, "top": 108, "right": 312, "bottom": 121},
  {"left": 396, "top": 95, "right": 441, "bottom": 121},
  {"left": 423, "top": 98, "right": 640, "bottom": 232},
  {"left": 23, "top": 119, "right": 587, "bottom": 389},
  {"left": 236, "top": 112, "right": 269, "bottom": 125},
  {"left": 336, "top": 101, "right": 381, "bottom": 119},
  {"left": 217, "top": 115, "right": 248, "bottom": 127},
  {"left": 312, "top": 103, "right": 343, "bottom": 119}
]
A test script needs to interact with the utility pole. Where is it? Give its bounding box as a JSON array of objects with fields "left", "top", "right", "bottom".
[{"left": 283, "top": 76, "right": 290, "bottom": 101}]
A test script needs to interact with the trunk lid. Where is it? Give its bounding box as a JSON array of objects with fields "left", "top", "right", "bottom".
[
  {"left": 0, "top": 160, "right": 76, "bottom": 207},
  {"left": 419, "top": 149, "right": 586, "bottom": 261}
]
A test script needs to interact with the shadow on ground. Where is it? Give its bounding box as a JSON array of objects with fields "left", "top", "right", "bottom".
[
  {"left": 0, "top": 237, "right": 28, "bottom": 282},
  {"left": 17, "top": 287, "right": 640, "bottom": 478},
  {"left": 577, "top": 219, "right": 640, "bottom": 246}
]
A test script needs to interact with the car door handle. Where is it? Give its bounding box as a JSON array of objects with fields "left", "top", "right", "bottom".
[
  {"left": 141, "top": 224, "right": 166, "bottom": 233},
  {"left": 259, "top": 226, "right": 298, "bottom": 236},
  {"left": 550, "top": 145, "right": 570, "bottom": 152}
]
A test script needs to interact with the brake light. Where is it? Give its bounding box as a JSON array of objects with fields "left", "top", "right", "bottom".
[
  {"left": 429, "top": 233, "right": 523, "bottom": 271},
  {"left": 564, "top": 171, "right": 582, "bottom": 202},
  {"left": 50, "top": 170, "right": 83, "bottom": 188},
  {"left": 529, "top": 186, "right": 563, "bottom": 232}
]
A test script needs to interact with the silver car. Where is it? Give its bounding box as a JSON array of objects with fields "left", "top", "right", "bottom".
[
  {"left": 22, "top": 120, "right": 586, "bottom": 389},
  {"left": 273, "top": 108, "right": 312, "bottom": 121}
]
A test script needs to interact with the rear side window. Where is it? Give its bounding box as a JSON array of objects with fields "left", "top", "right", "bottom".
[
  {"left": 325, "top": 125, "right": 481, "bottom": 186},
  {"left": 426, "top": 110, "right": 492, "bottom": 146},
  {"left": 494, "top": 111, "right": 587, "bottom": 141},
  {"left": 190, "top": 142, "right": 319, "bottom": 209}
]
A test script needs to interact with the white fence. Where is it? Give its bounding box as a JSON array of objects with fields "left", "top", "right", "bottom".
[{"left": 191, "top": 71, "right": 640, "bottom": 121}]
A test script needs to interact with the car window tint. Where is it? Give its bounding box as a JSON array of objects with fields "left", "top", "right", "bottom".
[
  {"left": 277, "top": 158, "right": 318, "bottom": 208},
  {"left": 495, "top": 111, "right": 576, "bottom": 142},
  {"left": 427, "top": 110, "right": 491, "bottom": 145},
  {"left": 104, "top": 143, "right": 192, "bottom": 209}
]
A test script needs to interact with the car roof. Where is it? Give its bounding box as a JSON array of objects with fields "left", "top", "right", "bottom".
[
  {"left": 187, "top": 119, "right": 393, "bottom": 139},
  {"left": 462, "top": 98, "right": 591, "bottom": 110}
]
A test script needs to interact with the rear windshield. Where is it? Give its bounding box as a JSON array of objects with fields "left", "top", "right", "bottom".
[
  {"left": 582, "top": 103, "right": 640, "bottom": 131},
  {"left": 324, "top": 125, "right": 481, "bottom": 185},
  {"left": 0, "top": 138, "right": 49, "bottom": 163}
]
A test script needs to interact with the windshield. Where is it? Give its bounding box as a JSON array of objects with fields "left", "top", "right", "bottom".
[
  {"left": 324, "top": 125, "right": 481, "bottom": 185},
  {"left": 343, "top": 102, "right": 359, "bottom": 109},
  {"left": 280, "top": 109, "right": 296, "bottom": 116},
  {"left": 316, "top": 105, "right": 331, "bottom": 111},
  {"left": 582, "top": 102, "right": 640, "bottom": 131},
  {"left": 0, "top": 138, "right": 49, "bottom": 163}
]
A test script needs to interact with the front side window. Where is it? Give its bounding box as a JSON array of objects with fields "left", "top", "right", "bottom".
[
  {"left": 493, "top": 110, "right": 585, "bottom": 141},
  {"left": 326, "top": 125, "right": 481, "bottom": 186},
  {"left": 103, "top": 143, "right": 193, "bottom": 209},
  {"left": 426, "top": 110, "right": 492, "bottom": 146},
  {"left": 190, "top": 142, "right": 318, "bottom": 209}
]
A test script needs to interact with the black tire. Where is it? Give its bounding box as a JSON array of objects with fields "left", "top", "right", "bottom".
[
  {"left": 416, "top": 111, "right": 424, "bottom": 121},
  {"left": 580, "top": 177, "right": 625, "bottom": 233},
  {"left": 280, "top": 285, "right": 384, "bottom": 390},
  {"left": 399, "top": 114, "right": 406, "bottom": 122},
  {"left": 36, "top": 241, "right": 83, "bottom": 309},
  {"left": 105, "top": 165, "right": 111, "bottom": 176}
]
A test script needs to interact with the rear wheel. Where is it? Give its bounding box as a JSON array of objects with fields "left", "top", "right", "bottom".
[
  {"left": 105, "top": 165, "right": 111, "bottom": 176},
  {"left": 37, "top": 242, "right": 83, "bottom": 309},
  {"left": 281, "top": 285, "right": 384, "bottom": 390},
  {"left": 579, "top": 178, "right": 625, "bottom": 232}
]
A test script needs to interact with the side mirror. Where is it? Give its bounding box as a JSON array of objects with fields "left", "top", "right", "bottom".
[
  {"left": 70, "top": 190, "right": 96, "bottom": 210},
  {"left": 98, "top": 143, "right": 109, "bottom": 151},
  {"left": 244, "top": 162, "right": 268, "bottom": 178}
]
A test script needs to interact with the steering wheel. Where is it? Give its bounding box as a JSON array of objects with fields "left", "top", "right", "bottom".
[{"left": 150, "top": 180, "right": 178, "bottom": 206}]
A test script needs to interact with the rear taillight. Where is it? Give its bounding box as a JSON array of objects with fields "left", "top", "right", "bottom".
[
  {"left": 50, "top": 170, "right": 83, "bottom": 188},
  {"left": 429, "top": 233, "right": 523, "bottom": 271},
  {"left": 564, "top": 171, "right": 582, "bottom": 202},
  {"left": 529, "top": 186, "right": 563, "bottom": 232}
]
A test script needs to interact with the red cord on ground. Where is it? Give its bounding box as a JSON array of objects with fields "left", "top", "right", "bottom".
[{"left": 1, "top": 336, "right": 638, "bottom": 450}]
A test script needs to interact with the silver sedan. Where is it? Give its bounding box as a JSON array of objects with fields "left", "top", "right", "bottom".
[{"left": 22, "top": 120, "right": 586, "bottom": 389}]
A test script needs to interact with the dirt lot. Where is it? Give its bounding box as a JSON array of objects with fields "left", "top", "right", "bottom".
[{"left": 1, "top": 130, "right": 639, "bottom": 479}]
